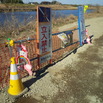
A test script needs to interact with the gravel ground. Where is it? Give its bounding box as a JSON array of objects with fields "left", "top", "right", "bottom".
[{"left": 0, "top": 17, "right": 103, "bottom": 103}]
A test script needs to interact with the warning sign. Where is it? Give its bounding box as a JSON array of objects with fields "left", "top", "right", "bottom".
[{"left": 37, "top": 7, "right": 52, "bottom": 64}]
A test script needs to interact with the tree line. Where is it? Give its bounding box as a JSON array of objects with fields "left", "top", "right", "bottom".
[{"left": 0, "top": 0, "right": 23, "bottom": 3}]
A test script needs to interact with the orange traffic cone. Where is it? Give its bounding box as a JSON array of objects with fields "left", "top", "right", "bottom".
[{"left": 8, "top": 57, "right": 25, "bottom": 96}]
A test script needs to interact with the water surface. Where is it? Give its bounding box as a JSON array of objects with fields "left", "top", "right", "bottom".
[{"left": 0, "top": 9, "right": 94, "bottom": 25}]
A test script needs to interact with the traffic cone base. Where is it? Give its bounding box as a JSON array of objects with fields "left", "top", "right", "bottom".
[{"left": 8, "top": 79, "right": 24, "bottom": 95}]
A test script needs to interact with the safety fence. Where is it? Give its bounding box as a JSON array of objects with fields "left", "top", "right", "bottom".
[{"left": 0, "top": 28, "right": 79, "bottom": 89}]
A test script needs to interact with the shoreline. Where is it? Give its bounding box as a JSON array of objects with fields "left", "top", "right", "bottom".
[
  {"left": 0, "top": 4, "right": 97, "bottom": 13},
  {"left": 0, "top": 8, "right": 77, "bottom": 13}
]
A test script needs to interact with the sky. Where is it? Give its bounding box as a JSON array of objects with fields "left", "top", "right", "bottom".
[{"left": 23, "top": 0, "right": 103, "bottom": 6}]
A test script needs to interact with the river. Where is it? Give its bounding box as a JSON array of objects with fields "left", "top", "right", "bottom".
[{"left": 0, "top": 9, "right": 94, "bottom": 26}]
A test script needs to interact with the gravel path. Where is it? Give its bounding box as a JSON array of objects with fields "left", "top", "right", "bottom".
[{"left": 0, "top": 17, "right": 103, "bottom": 103}]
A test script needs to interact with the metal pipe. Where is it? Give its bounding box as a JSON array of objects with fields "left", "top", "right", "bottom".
[
  {"left": 14, "top": 38, "right": 35, "bottom": 44},
  {"left": 52, "top": 25, "right": 90, "bottom": 36}
]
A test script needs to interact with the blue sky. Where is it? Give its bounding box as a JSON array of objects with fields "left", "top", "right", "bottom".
[{"left": 23, "top": 0, "right": 103, "bottom": 5}]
